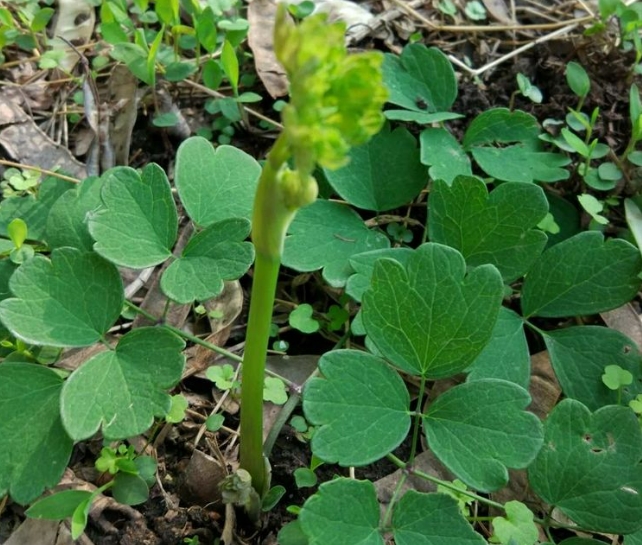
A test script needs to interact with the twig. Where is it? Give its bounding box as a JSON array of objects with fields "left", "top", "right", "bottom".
[
  {"left": 0, "top": 159, "right": 80, "bottom": 183},
  {"left": 448, "top": 22, "right": 580, "bottom": 77}
]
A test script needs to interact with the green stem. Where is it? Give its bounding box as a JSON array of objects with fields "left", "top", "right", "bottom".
[{"left": 239, "top": 251, "right": 281, "bottom": 495}]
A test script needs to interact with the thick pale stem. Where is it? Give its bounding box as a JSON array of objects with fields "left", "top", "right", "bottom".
[{"left": 240, "top": 134, "right": 294, "bottom": 495}]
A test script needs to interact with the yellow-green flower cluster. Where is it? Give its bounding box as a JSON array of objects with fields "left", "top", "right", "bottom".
[{"left": 274, "top": 5, "right": 388, "bottom": 175}]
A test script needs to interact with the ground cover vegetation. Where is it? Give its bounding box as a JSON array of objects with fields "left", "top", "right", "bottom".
[{"left": 1, "top": 0, "right": 642, "bottom": 544}]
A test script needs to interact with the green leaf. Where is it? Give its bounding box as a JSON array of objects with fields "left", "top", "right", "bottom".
[
  {"left": 88, "top": 164, "right": 178, "bottom": 268},
  {"left": 625, "top": 198, "right": 642, "bottom": 254},
  {"left": 521, "top": 231, "right": 642, "bottom": 318},
  {"left": 175, "top": 137, "right": 261, "bottom": 226},
  {"left": 294, "top": 468, "right": 317, "bottom": 488},
  {"left": 289, "top": 304, "right": 320, "bottom": 334},
  {"left": 303, "top": 350, "right": 411, "bottom": 466},
  {"left": 278, "top": 520, "right": 309, "bottom": 545},
  {"left": 206, "top": 413, "right": 225, "bottom": 431},
  {"left": 152, "top": 112, "right": 179, "bottom": 127},
  {"left": 0, "top": 176, "right": 74, "bottom": 241},
  {"left": 543, "top": 326, "right": 642, "bottom": 411},
  {"left": 424, "top": 379, "right": 543, "bottom": 491},
  {"left": 221, "top": 40, "right": 239, "bottom": 94},
  {"left": 625, "top": 528, "right": 642, "bottom": 545},
  {"left": 46, "top": 176, "right": 105, "bottom": 251},
  {"left": 27, "top": 490, "right": 93, "bottom": 520},
  {"left": 0, "top": 248, "right": 123, "bottom": 346},
  {"left": 561, "top": 127, "right": 590, "bottom": 157},
  {"left": 463, "top": 108, "right": 570, "bottom": 183},
  {"left": 429, "top": 177, "right": 548, "bottom": 282},
  {"left": 577, "top": 194, "right": 608, "bottom": 225},
  {"left": 299, "top": 478, "right": 382, "bottom": 545},
  {"left": 164, "top": 61, "right": 197, "bottom": 82},
  {"left": 282, "top": 199, "right": 390, "bottom": 288},
  {"left": 392, "top": 491, "right": 487, "bottom": 545},
  {"left": 466, "top": 307, "right": 530, "bottom": 389},
  {"left": 60, "top": 328, "right": 185, "bottom": 440},
  {"left": 346, "top": 247, "right": 414, "bottom": 303},
  {"left": 362, "top": 243, "right": 503, "bottom": 378},
  {"left": 420, "top": 128, "right": 472, "bottom": 184},
  {"left": 112, "top": 473, "right": 149, "bottom": 505},
  {"left": 602, "top": 364, "right": 633, "bottom": 390},
  {"left": 206, "top": 364, "right": 236, "bottom": 390},
  {"left": 7, "top": 218, "right": 27, "bottom": 248},
  {"left": 264, "top": 376, "right": 288, "bottom": 404},
  {"left": 196, "top": 7, "right": 218, "bottom": 52},
  {"left": 528, "top": 399, "right": 642, "bottom": 534},
  {"left": 0, "top": 363, "right": 73, "bottom": 504},
  {"left": 160, "top": 218, "right": 254, "bottom": 304},
  {"left": 566, "top": 61, "right": 591, "bottom": 97},
  {"left": 323, "top": 125, "right": 427, "bottom": 212},
  {"left": 31, "top": 7, "right": 54, "bottom": 31},
  {"left": 166, "top": 394, "right": 188, "bottom": 423},
  {"left": 382, "top": 44, "right": 457, "bottom": 113},
  {"left": 491, "top": 501, "right": 538, "bottom": 545}
]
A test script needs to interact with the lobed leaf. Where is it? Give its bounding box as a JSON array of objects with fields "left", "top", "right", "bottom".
[
  {"left": 392, "top": 491, "right": 487, "bottom": 545},
  {"left": 303, "top": 350, "right": 411, "bottom": 466},
  {"left": 88, "top": 164, "right": 177, "bottom": 268},
  {"left": 466, "top": 307, "right": 530, "bottom": 389},
  {"left": 429, "top": 176, "right": 549, "bottom": 282},
  {"left": 324, "top": 124, "right": 428, "bottom": 212},
  {"left": 424, "top": 379, "right": 544, "bottom": 492},
  {"left": 362, "top": 243, "right": 503, "bottom": 378},
  {"left": 521, "top": 231, "right": 642, "bottom": 318},
  {"left": 299, "top": 478, "right": 382, "bottom": 545},
  {"left": 60, "top": 328, "right": 185, "bottom": 440},
  {"left": 175, "top": 137, "right": 261, "bottom": 227},
  {"left": 543, "top": 326, "right": 642, "bottom": 411},
  {"left": 160, "top": 218, "right": 254, "bottom": 304},
  {"left": 46, "top": 176, "right": 104, "bottom": 251},
  {"left": 282, "top": 199, "right": 389, "bottom": 287},
  {"left": 0, "top": 248, "right": 123, "bottom": 347},
  {"left": 528, "top": 399, "right": 642, "bottom": 534},
  {"left": 0, "top": 363, "right": 73, "bottom": 504}
]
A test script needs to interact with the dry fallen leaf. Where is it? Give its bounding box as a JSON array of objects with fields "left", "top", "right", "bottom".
[{"left": 247, "top": 0, "right": 289, "bottom": 98}]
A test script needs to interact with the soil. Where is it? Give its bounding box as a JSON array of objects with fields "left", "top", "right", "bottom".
[{"left": 0, "top": 5, "right": 638, "bottom": 545}]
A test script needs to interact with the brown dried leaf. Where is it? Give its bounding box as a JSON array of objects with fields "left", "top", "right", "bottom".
[
  {"left": 202, "top": 280, "right": 244, "bottom": 348},
  {"left": 481, "top": 0, "right": 513, "bottom": 24},
  {"left": 600, "top": 303, "right": 642, "bottom": 352},
  {"left": 247, "top": 0, "right": 289, "bottom": 98}
]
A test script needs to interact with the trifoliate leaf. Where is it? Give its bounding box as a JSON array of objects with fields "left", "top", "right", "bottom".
[
  {"left": 206, "top": 364, "right": 237, "bottom": 390},
  {"left": 0, "top": 248, "right": 123, "bottom": 347},
  {"left": 324, "top": 124, "right": 427, "bottom": 212},
  {"left": 282, "top": 199, "right": 389, "bottom": 287},
  {"left": 46, "top": 176, "right": 104, "bottom": 251},
  {"left": 429, "top": 177, "right": 548, "bottom": 282},
  {"left": 299, "top": 478, "right": 382, "bottom": 545},
  {"left": 304, "top": 350, "right": 411, "bottom": 466},
  {"left": 289, "top": 303, "right": 320, "bottom": 334},
  {"left": 362, "top": 243, "right": 503, "bottom": 378},
  {"left": 88, "top": 164, "right": 177, "bottom": 268},
  {"left": 160, "top": 218, "right": 254, "bottom": 304},
  {"left": 542, "top": 326, "right": 642, "bottom": 411},
  {"left": 392, "top": 491, "right": 487, "bottom": 545},
  {"left": 175, "top": 137, "right": 261, "bottom": 227},
  {"left": 602, "top": 364, "right": 633, "bottom": 390},
  {"left": 420, "top": 128, "right": 472, "bottom": 184},
  {"left": 466, "top": 307, "right": 530, "bottom": 389},
  {"left": 424, "top": 379, "right": 543, "bottom": 491},
  {"left": 0, "top": 363, "right": 73, "bottom": 504},
  {"left": 521, "top": 231, "right": 642, "bottom": 318},
  {"left": 528, "top": 399, "right": 642, "bottom": 534},
  {"left": 491, "top": 501, "right": 538, "bottom": 545},
  {"left": 60, "top": 328, "right": 185, "bottom": 440}
]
